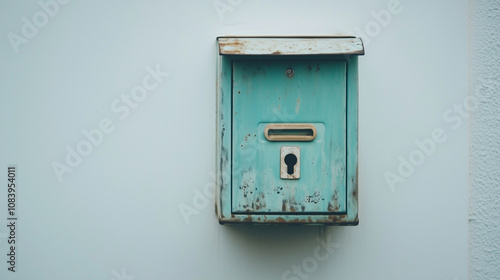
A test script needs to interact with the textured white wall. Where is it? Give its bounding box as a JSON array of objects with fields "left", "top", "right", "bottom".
[
  {"left": 0, "top": 1, "right": 473, "bottom": 280},
  {"left": 469, "top": 0, "right": 500, "bottom": 279}
]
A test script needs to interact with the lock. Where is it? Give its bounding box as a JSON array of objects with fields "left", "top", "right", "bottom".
[
  {"left": 281, "top": 146, "right": 300, "bottom": 179},
  {"left": 216, "top": 36, "right": 364, "bottom": 225}
]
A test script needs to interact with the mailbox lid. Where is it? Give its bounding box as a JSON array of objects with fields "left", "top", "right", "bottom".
[
  {"left": 218, "top": 37, "right": 365, "bottom": 56},
  {"left": 231, "top": 59, "right": 347, "bottom": 214}
]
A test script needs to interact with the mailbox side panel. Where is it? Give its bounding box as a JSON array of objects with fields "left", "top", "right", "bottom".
[
  {"left": 216, "top": 53, "right": 233, "bottom": 222},
  {"left": 346, "top": 56, "right": 359, "bottom": 224}
]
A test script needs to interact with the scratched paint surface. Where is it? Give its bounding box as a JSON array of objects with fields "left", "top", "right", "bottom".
[
  {"left": 218, "top": 37, "right": 364, "bottom": 56},
  {"left": 231, "top": 59, "right": 346, "bottom": 214}
]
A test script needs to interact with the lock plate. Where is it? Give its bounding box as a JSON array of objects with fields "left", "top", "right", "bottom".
[{"left": 281, "top": 146, "right": 300, "bottom": 179}]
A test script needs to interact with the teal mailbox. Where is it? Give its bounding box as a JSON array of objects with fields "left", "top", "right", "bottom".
[{"left": 215, "top": 37, "right": 364, "bottom": 225}]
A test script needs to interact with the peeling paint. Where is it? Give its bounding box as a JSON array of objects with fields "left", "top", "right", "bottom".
[{"left": 218, "top": 37, "right": 365, "bottom": 56}]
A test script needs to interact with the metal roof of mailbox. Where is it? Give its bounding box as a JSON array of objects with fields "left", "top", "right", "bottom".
[{"left": 218, "top": 37, "right": 365, "bottom": 56}]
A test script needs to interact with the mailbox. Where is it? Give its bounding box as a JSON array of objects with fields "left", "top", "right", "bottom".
[{"left": 215, "top": 37, "right": 364, "bottom": 225}]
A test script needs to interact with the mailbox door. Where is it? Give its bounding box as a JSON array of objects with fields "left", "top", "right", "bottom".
[{"left": 231, "top": 59, "right": 347, "bottom": 214}]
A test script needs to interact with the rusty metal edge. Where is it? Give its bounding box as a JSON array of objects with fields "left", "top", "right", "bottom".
[
  {"left": 218, "top": 219, "right": 359, "bottom": 226},
  {"left": 216, "top": 35, "right": 357, "bottom": 39},
  {"left": 218, "top": 214, "right": 359, "bottom": 226}
]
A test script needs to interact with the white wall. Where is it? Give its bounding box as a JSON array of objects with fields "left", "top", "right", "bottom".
[
  {"left": 469, "top": 1, "right": 500, "bottom": 279},
  {"left": 0, "top": 0, "right": 476, "bottom": 279}
]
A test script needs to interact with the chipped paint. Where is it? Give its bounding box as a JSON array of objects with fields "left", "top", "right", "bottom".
[
  {"left": 305, "top": 191, "right": 321, "bottom": 204},
  {"left": 218, "top": 37, "right": 365, "bottom": 56},
  {"left": 295, "top": 98, "right": 300, "bottom": 114}
]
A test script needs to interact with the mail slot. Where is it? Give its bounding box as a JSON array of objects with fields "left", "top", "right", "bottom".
[
  {"left": 215, "top": 36, "right": 364, "bottom": 225},
  {"left": 264, "top": 123, "right": 317, "bottom": 141}
]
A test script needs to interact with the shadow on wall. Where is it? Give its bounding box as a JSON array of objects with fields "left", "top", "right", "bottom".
[{"left": 220, "top": 225, "right": 345, "bottom": 279}]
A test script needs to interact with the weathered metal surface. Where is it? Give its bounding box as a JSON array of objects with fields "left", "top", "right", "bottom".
[
  {"left": 217, "top": 213, "right": 358, "bottom": 225},
  {"left": 218, "top": 37, "right": 364, "bottom": 56},
  {"left": 231, "top": 59, "right": 346, "bottom": 214},
  {"left": 215, "top": 37, "right": 361, "bottom": 225}
]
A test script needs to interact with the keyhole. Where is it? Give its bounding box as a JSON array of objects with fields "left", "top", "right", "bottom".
[{"left": 284, "top": 153, "right": 297, "bottom": 175}]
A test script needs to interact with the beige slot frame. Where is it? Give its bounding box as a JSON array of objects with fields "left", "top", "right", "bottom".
[{"left": 264, "top": 123, "right": 317, "bottom": 142}]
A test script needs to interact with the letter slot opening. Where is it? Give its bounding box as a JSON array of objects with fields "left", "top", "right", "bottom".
[{"left": 264, "top": 123, "right": 317, "bottom": 141}]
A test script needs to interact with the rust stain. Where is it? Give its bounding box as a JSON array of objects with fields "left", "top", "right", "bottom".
[
  {"left": 218, "top": 37, "right": 365, "bottom": 56},
  {"left": 327, "top": 197, "right": 340, "bottom": 212},
  {"left": 328, "top": 215, "right": 339, "bottom": 222},
  {"left": 219, "top": 40, "right": 245, "bottom": 55},
  {"left": 253, "top": 193, "right": 266, "bottom": 210},
  {"left": 220, "top": 214, "right": 358, "bottom": 225},
  {"left": 327, "top": 202, "right": 335, "bottom": 212},
  {"left": 275, "top": 217, "right": 286, "bottom": 223},
  {"left": 242, "top": 216, "right": 253, "bottom": 223},
  {"left": 305, "top": 191, "right": 321, "bottom": 204}
]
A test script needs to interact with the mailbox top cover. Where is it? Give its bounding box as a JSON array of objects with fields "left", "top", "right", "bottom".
[{"left": 217, "top": 36, "right": 365, "bottom": 56}]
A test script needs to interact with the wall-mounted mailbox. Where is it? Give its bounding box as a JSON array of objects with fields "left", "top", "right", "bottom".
[{"left": 215, "top": 37, "right": 364, "bottom": 225}]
